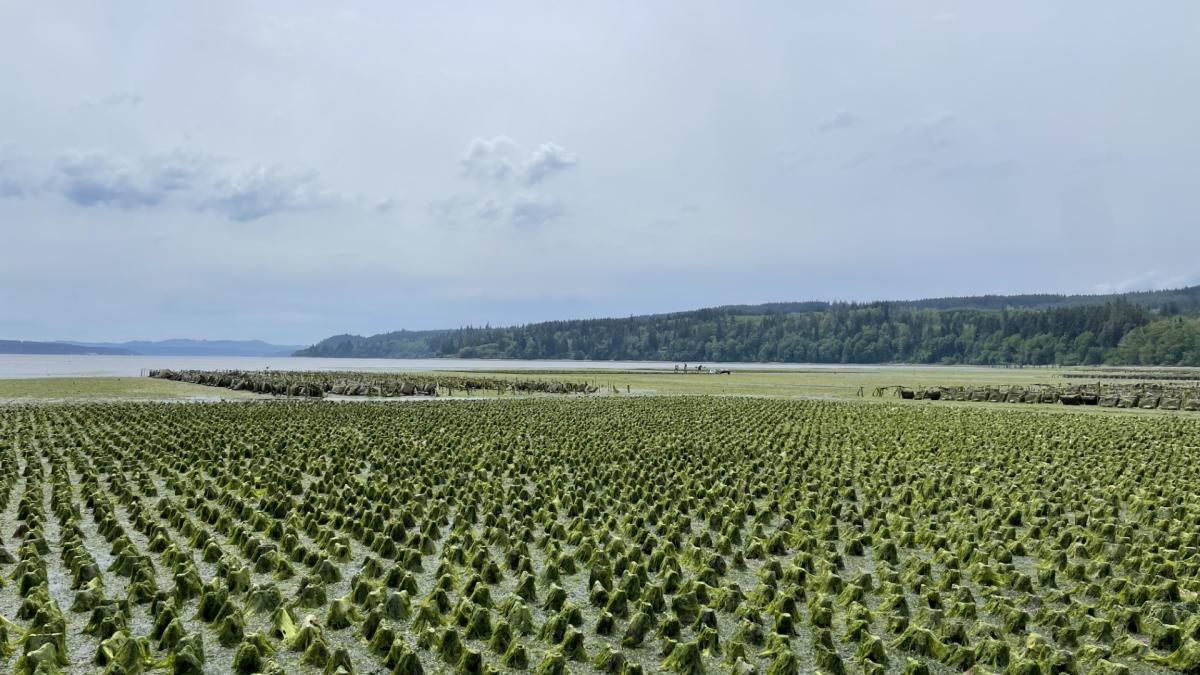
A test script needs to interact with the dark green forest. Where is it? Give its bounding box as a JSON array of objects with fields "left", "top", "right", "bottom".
[{"left": 298, "top": 286, "right": 1200, "bottom": 366}]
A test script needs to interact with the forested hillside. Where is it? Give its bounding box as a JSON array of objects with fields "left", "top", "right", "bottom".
[{"left": 297, "top": 286, "right": 1200, "bottom": 365}]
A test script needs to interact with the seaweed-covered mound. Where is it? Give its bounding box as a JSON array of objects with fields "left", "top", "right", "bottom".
[{"left": 1, "top": 395, "right": 1199, "bottom": 674}]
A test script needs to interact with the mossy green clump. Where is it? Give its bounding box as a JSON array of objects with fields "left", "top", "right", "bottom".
[
  {"left": 167, "top": 633, "right": 205, "bottom": 675},
  {"left": 976, "top": 637, "right": 1011, "bottom": 668},
  {"left": 1149, "top": 637, "right": 1200, "bottom": 674},
  {"left": 535, "top": 647, "right": 568, "bottom": 675},
  {"left": 232, "top": 637, "right": 267, "bottom": 674},
  {"left": 322, "top": 647, "right": 354, "bottom": 675},
  {"left": 591, "top": 644, "right": 629, "bottom": 673},
  {"left": 766, "top": 648, "right": 800, "bottom": 675},
  {"left": 662, "top": 638, "right": 705, "bottom": 675},
  {"left": 486, "top": 619, "right": 512, "bottom": 654},
  {"left": 502, "top": 641, "right": 530, "bottom": 669},
  {"left": 326, "top": 596, "right": 362, "bottom": 630},
  {"left": 1087, "top": 660, "right": 1130, "bottom": 675},
  {"left": 247, "top": 583, "right": 282, "bottom": 613},
  {"left": 388, "top": 641, "right": 424, "bottom": 674},
  {"left": 892, "top": 625, "right": 944, "bottom": 659},
  {"left": 438, "top": 627, "right": 465, "bottom": 665},
  {"left": 217, "top": 610, "right": 246, "bottom": 647},
  {"left": 624, "top": 610, "right": 654, "bottom": 647},
  {"left": 698, "top": 625, "right": 721, "bottom": 656},
  {"left": 16, "top": 641, "right": 65, "bottom": 675},
  {"left": 467, "top": 606, "right": 493, "bottom": 639},
  {"left": 295, "top": 576, "right": 328, "bottom": 608},
  {"left": 96, "top": 630, "right": 153, "bottom": 673},
  {"left": 855, "top": 634, "right": 888, "bottom": 668},
  {"left": 1110, "top": 635, "right": 1147, "bottom": 659},
  {"left": 288, "top": 614, "right": 324, "bottom": 652},
  {"left": 539, "top": 611, "right": 570, "bottom": 643},
  {"left": 551, "top": 623, "right": 581, "bottom": 660},
  {"left": 359, "top": 613, "right": 387, "bottom": 649},
  {"left": 814, "top": 645, "right": 845, "bottom": 675},
  {"left": 1006, "top": 658, "right": 1041, "bottom": 675},
  {"left": 301, "top": 634, "right": 332, "bottom": 669}
]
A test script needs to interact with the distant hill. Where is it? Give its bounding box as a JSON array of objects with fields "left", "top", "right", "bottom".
[
  {"left": 297, "top": 285, "right": 1200, "bottom": 366},
  {"left": 66, "top": 339, "right": 307, "bottom": 357},
  {"left": 0, "top": 340, "right": 136, "bottom": 355}
]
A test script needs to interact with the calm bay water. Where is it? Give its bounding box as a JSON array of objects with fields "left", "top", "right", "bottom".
[{"left": 0, "top": 354, "right": 900, "bottom": 379}]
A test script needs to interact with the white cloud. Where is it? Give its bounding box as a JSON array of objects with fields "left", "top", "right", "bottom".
[
  {"left": 523, "top": 143, "right": 579, "bottom": 185},
  {"left": 206, "top": 165, "right": 342, "bottom": 222},
  {"left": 440, "top": 137, "right": 577, "bottom": 228},
  {"left": 460, "top": 135, "right": 521, "bottom": 181},
  {"left": 1094, "top": 271, "right": 1200, "bottom": 294},
  {"left": 49, "top": 151, "right": 169, "bottom": 209},
  {"left": 0, "top": 154, "right": 29, "bottom": 198},
  {"left": 510, "top": 192, "right": 563, "bottom": 227},
  {"left": 903, "top": 113, "right": 957, "bottom": 150},
  {"left": 7, "top": 148, "right": 356, "bottom": 221},
  {"left": 373, "top": 197, "right": 400, "bottom": 213},
  {"left": 430, "top": 194, "right": 505, "bottom": 226},
  {"left": 460, "top": 136, "right": 579, "bottom": 185},
  {"left": 816, "top": 111, "right": 858, "bottom": 133},
  {"left": 79, "top": 92, "right": 143, "bottom": 108}
]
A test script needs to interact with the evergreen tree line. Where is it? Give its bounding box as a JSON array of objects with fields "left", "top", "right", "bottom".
[{"left": 299, "top": 298, "right": 1200, "bottom": 366}]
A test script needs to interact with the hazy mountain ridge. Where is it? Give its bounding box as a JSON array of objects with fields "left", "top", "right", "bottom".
[
  {"left": 0, "top": 340, "right": 136, "bottom": 355},
  {"left": 1, "top": 339, "right": 306, "bottom": 357},
  {"left": 67, "top": 339, "right": 307, "bottom": 357}
]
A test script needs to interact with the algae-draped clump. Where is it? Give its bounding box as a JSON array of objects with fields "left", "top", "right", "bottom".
[{"left": 3, "top": 394, "right": 1200, "bottom": 675}]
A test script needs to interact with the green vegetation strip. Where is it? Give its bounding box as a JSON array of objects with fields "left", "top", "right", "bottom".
[
  {"left": 885, "top": 384, "right": 1200, "bottom": 412},
  {"left": 147, "top": 370, "right": 597, "bottom": 398},
  {"left": 2, "top": 397, "right": 1200, "bottom": 673}
]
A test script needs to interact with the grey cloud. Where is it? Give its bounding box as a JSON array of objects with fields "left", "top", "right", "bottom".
[
  {"left": 429, "top": 194, "right": 504, "bottom": 226},
  {"left": 477, "top": 197, "right": 503, "bottom": 223},
  {"left": 903, "top": 114, "right": 957, "bottom": 150},
  {"left": 373, "top": 197, "right": 400, "bottom": 214},
  {"left": 19, "top": 149, "right": 348, "bottom": 221},
  {"left": 1073, "top": 151, "right": 1123, "bottom": 168},
  {"left": 460, "top": 137, "right": 579, "bottom": 185},
  {"left": 0, "top": 156, "right": 27, "bottom": 198},
  {"left": 80, "top": 92, "right": 143, "bottom": 108},
  {"left": 1095, "top": 272, "right": 1200, "bottom": 294},
  {"left": 843, "top": 151, "right": 876, "bottom": 169},
  {"left": 510, "top": 192, "right": 563, "bottom": 227},
  {"left": 816, "top": 111, "right": 858, "bottom": 133},
  {"left": 523, "top": 143, "right": 579, "bottom": 185},
  {"left": 206, "top": 165, "right": 341, "bottom": 222},
  {"left": 460, "top": 136, "right": 521, "bottom": 181},
  {"left": 49, "top": 152, "right": 167, "bottom": 208},
  {"left": 443, "top": 138, "right": 576, "bottom": 227},
  {"left": 936, "top": 160, "right": 1021, "bottom": 182},
  {"left": 148, "top": 151, "right": 212, "bottom": 192}
]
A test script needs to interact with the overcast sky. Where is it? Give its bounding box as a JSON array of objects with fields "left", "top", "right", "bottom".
[{"left": 2, "top": 2, "right": 1198, "bottom": 344}]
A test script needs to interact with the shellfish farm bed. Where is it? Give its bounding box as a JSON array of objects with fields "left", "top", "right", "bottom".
[{"left": 1, "top": 397, "right": 1199, "bottom": 674}]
